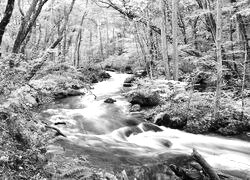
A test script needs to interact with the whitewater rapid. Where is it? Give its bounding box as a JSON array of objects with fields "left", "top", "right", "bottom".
[{"left": 39, "top": 72, "right": 250, "bottom": 179}]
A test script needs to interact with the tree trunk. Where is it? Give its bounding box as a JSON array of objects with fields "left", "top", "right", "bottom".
[
  {"left": 12, "top": 0, "right": 49, "bottom": 54},
  {"left": 195, "top": 0, "right": 216, "bottom": 42},
  {"left": 25, "top": 36, "right": 63, "bottom": 81},
  {"left": 172, "top": 0, "right": 179, "bottom": 80},
  {"left": 106, "top": 18, "right": 110, "bottom": 56},
  {"left": 0, "top": 0, "right": 15, "bottom": 57},
  {"left": 214, "top": 0, "right": 223, "bottom": 120},
  {"left": 241, "top": 42, "right": 248, "bottom": 116},
  {"left": 74, "top": 13, "right": 86, "bottom": 67},
  {"left": 161, "top": 0, "right": 170, "bottom": 79},
  {"left": 135, "top": 23, "right": 147, "bottom": 69},
  {"left": 98, "top": 23, "right": 104, "bottom": 61},
  {"left": 89, "top": 30, "right": 93, "bottom": 60},
  {"left": 192, "top": 17, "right": 199, "bottom": 50},
  {"left": 236, "top": 14, "right": 250, "bottom": 87},
  {"left": 192, "top": 149, "right": 220, "bottom": 180},
  {"left": 147, "top": 8, "right": 153, "bottom": 79},
  {"left": 178, "top": 13, "right": 187, "bottom": 44}
]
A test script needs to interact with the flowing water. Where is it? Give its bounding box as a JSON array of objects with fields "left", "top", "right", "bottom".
[{"left": 39, "top": 72, "right": 250, "bottom": 179}]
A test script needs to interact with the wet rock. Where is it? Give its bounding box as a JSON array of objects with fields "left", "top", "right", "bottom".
[
  {"left": 154, "top": 113, "right": 187, "bottom": 129},
  {"left": 98, "top": 71, "right": 111, "bottom": 79},
  {"left": 124, "top": 76, "right": 136, "bottom": 84},
  {"left": 104, "top": 98, "right": 116, "bottom": 103},
  {"left": 123, "top": 83, "right": 133, "bottom": 87},
  {"left": 106, "top": 68, "right": 116, "bottom": 72},
  {"left": 130, "top": 104, "right": 141, "bottom": 112},
  {"left": 160, "top": 139, "right": 172, "bottom": 148},
  {"left": 128, "top": 91, "right": 160, "bottom": 107},
  {"left": 140, "top": 122, "right": 163, "bottom": 132},
  {"left": 154, "top": 113, "right": 171, "bottom": 126},
  {"left": 134, "top": 68, "right": 147, "bottom": 77},
  {"left": 125, "top": 66, "right": 133, "bottom": 74},
  {"left": 124, "top": 126, "right": 143, "bottom": 137},
  {"left": 54, "top": 89, "right": 85, "bottom": 99},
  {"left": 54, "top": 122, "right": 66, "bottom": 125},
  {"left": 90, "top": 74, "right": 98, "bottom": 83}
]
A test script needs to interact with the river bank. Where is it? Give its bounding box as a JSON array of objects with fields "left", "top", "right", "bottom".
[
  {"left": 124, "top": 75, "right": 250, "bottom": 137},
  {"left": 0, "top": 57, "right": 110, "bottom": 179}
]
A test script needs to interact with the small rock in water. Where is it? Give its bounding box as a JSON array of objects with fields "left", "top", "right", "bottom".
[
  {"left": 104, "top": 98, "right": 116, "bottom": 103},
  {"left": 130, "top": 104, "right": 141, "bottom": 112},
  {"left": 124, "top": 76, "right": 136, "bottom": 84},
  {"left": 140, "top": 122, "right": 163, "bottom": 132},
  {"left": 160, "top": 139, "right": 172, "bottom": 148},
  {"left": 123, "top": 83, "right": 133, "bottom": 87},
  {"left": 54, "top": 122, "right": 66, "bottom": 125},
  {"left": 124, "top": 126, "right": 143, "bottom": 137}
]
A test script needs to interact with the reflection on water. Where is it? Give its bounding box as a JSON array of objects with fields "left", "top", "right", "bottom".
[{"left": 38, "top": 72, "right": 250, "bottom": 178}]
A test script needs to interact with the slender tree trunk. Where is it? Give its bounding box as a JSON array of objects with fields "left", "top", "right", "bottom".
[
  {"left": 74, "top": 13, "right": 86, "bottom": 67},
  {"left": 192, "top": 17, "right": 199, "bottom": 50},
  {"left": 146, "top": 6, "right": 154, "bottom": 79},
  {"left": 195, "top": 0, "right": 216, "bottom": 42},
  {"left": 135, "top": 23, "right": 147, "bottom": 69},
  {"left": 76, "top": 30, "right": 82, "bottom": 68},
  {"left": 236, "top": 14, "right": 250, "bottom": 87},
  {"left": 161, "top": 0, "right": 170, "bottom": 79},
  {"left": 134, "top": 36, "right": 142, "bottom": 66},
  {"left": 0, "top": 0, "right": 15, "bottom": 57},
  {"left": 62, "top": 6, "right": 68, "bottom": 62},
  {"left": 241, "top": 42, "right": 248, "bottom": 117},
  {"left": 172, "top": 0, "right": 179, "bottom": 80},
  {"left": 98, "top": 23, "right": 104, "bottom": 61},
  {"left": 214, "top": 0, "right": 223, "bottom": 120},
  {"left": 106, "top": 18, "right": 110, "bottom": 56},
  {"left": 89, "top": 30, "right": 93, "bottom": 60},
  {"left": 178, "top": 13, "right": 187, "bottom": 44}
]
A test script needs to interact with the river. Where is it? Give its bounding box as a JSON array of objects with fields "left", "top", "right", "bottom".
[{"left": 38, "top": 72, "right": 250, "bottom": 179}]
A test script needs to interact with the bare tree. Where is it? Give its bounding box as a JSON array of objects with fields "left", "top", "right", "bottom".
[{"left": 12, "top": 0, "right": 49, "bottom": 54}]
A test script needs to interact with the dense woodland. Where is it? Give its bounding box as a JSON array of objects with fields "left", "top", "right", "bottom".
[{"left": 0, "top": 0, "right": 250, "bottom": 179}]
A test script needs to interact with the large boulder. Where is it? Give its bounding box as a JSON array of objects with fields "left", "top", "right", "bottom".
[
  {"left": 154, "top": 112, "right": 187, "bottom": 129},
  {"left": 128, "top": 91, "right": 161, "bottom": 107}
]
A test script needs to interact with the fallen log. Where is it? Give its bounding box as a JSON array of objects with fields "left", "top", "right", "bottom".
[
  {"left": 45, "top": 125, "right": 66, "bottom": 137},
  {"left": 192, "top": 148, "right": 220, "bottom": 180}
]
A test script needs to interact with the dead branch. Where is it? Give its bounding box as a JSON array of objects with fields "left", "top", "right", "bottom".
[{"left": 192, "top": 148, "right": 220, "bottom": 180}]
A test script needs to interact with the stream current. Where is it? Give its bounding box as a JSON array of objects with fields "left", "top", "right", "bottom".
[{"left": 39, "top": 72, "right": 250, "bottom": 179}]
